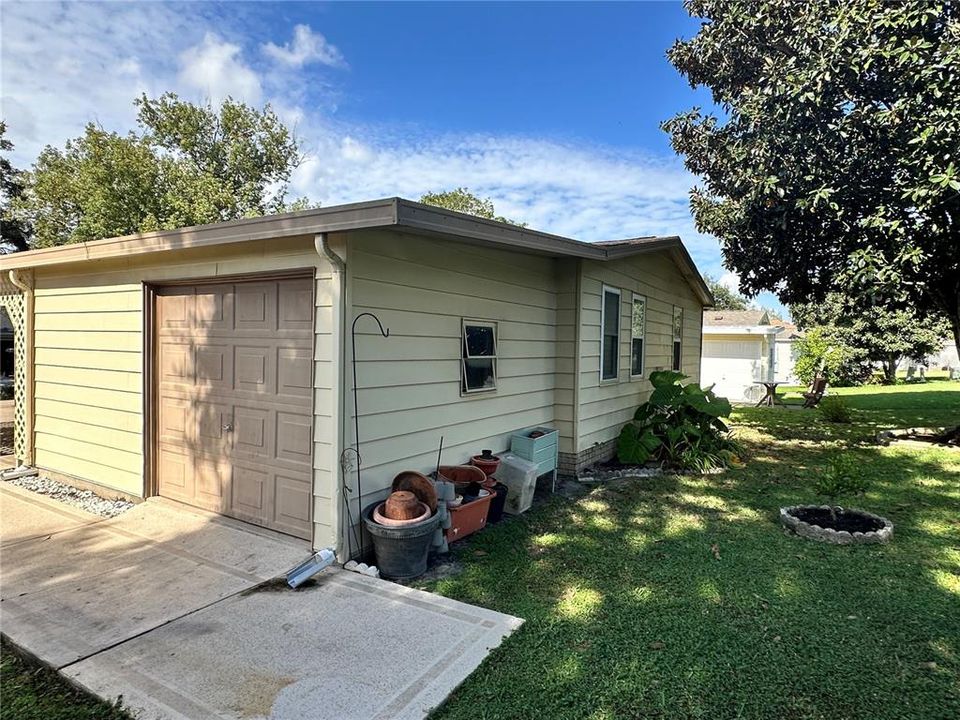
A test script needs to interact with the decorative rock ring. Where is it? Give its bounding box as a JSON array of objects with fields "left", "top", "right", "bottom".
[{"left": 779, "top": 505, "right": 894, "bottom": 544}]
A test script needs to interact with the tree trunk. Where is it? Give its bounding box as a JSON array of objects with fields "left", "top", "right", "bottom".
[
  {"left": 883, "top": 354, "right": 899, "bottom": 384},
  {"left": 951, "top": 314, "right": 960, "bottom": 372}
]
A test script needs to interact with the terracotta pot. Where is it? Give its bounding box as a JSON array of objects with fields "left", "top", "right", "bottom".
[
  {"left": 373, "top": 501, "right": 430, "bottom": 527},
  {"left": 391, "top": 471, "right": 438, "bottom": 513},
  {"left": 385, "top": 491, "right": 421, "bottom": 520},
  {"left": 438, "top": 465, "right": 487, "bottom": 485},
  {"left": 470, "top": 450, "right": 501, "bottom": 477}
]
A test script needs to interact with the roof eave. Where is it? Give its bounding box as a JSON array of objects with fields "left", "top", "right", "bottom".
[
  {"left": 703, "top": 325, "right": 783, "bottom": 335},
  {"left": 1, "top": 197, "right": 401, "bottom": 271},
  {"left": 1, "top": 197, "right": 713, "bottom": 306}
]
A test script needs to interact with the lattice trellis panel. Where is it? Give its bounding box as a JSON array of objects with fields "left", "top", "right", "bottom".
[{"left": 0, "top": 284, "right": 26, "bottom": 463}]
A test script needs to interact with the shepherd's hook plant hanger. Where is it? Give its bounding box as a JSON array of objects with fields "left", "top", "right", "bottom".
[{"left": 351, "top": 312, "right": 389, "bottom": 559}]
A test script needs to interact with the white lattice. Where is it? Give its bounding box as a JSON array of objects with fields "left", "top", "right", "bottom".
[{"left": 0, "top": 282, "right": 25, "bottom": 462}]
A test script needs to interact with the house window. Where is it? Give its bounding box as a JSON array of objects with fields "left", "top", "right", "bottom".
[
  {"left": 462, "top": 320, "right": 497, "bottom": 393},
  {"left": 601, "top": 286, "right": 621, "bottom": 381},
  {"left": 672, "top": 306, "right": 683, "bottom": 371},
  {"left": 631, "top": 295, "right": 646, "bottom": 377}
]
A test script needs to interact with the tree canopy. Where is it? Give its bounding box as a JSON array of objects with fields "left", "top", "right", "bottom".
[
  {"left": 11, "top": 93, "right": 307, "bottom": 248},
  {"left": 703, "top": 275, "right": 749, "bottom": 310},
  {"left": 663, "top": 0, "right": 960, "bottom": 356},
  {"left": 419, "top": 188, "right": 525, "bottom": 226},
  {"left": 0, "top": 122, "right": 29, "bottom": 252},
  {"left": 792, "top": 292, "right": 949, "bottom": 383}
]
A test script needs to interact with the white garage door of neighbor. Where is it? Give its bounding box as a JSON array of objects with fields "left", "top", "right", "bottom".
[{"left": 701, "top": 340, "right": 762, "bottom": 402}]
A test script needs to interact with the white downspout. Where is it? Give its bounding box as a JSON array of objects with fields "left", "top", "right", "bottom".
[
  {"left": 8, "top": 269, "right": 35, "bottom": 468},
  {"left": 314, "top": 233, "right": 347, "bottom": 559}
]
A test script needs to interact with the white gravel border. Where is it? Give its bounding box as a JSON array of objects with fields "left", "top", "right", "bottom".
[{"left": 2, "top": 473, "right": 134, "bottom": 517}]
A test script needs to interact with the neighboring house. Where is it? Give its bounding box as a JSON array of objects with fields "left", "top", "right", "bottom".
[
  {"left": 925, "top": 339, "right": 960, "bottom": 373},
  {"left": 701, "top": 309, "right": 799, "bottom": 402},
  {"left": 772, "top": 319, "right": 802, "bottom": 384},
  {"left": 1, "top": 198, "right": 711, "bottom": 558}
]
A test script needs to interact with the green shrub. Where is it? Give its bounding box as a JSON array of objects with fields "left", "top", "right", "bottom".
[
  {"left": 617, "top": 370, "right": 740, "bottom": 472},
  {"left": 794, "top": 326, "right": 872, "bottom": 387},
  {"left": 818, "top": 396, "right": 854, "bottom": 423},
  {"left": 815, "top": 454, "right": 867, "bottom": 515}
]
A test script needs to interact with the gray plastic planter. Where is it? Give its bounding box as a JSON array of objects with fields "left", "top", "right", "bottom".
[{"left": 363, "top": 501, "right": 441, "bottom": 581}]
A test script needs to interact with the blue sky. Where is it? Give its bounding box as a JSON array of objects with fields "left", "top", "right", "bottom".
[{"left": 1, "top": 1, "right": 782, "bottom": 311}]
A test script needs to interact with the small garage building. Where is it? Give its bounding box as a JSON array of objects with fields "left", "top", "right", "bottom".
[
  {"left": 2, "top": 198, "right": 711, "bottom": 557},
  {"left": 701, "top": 309, "right": 801, "bottom": 402}
]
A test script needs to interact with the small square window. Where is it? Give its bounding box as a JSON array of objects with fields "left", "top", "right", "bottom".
[{"left": 462, "top": 321, "right": 497, "bottom": 393}]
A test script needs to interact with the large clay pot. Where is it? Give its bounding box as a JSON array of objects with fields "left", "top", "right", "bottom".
[
  {"left": 385, "top": 490, "right": 421, "bottom": 520},
  {"left": 391, "top": 471, "right": 438, "bottom": 513},
  {"left": 373, "top": 501, "right": 430, "bottom": 527}
]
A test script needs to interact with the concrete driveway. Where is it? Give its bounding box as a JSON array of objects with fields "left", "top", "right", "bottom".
[{"left": 0, "top": 484, "right": 522, "bottom": 719}]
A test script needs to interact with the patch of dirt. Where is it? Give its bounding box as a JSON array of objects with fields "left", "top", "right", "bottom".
[
  {"left": 240, "top": 577, "right": 319, "bottom": 595},
  {"left": 878, "top": 425, "right": 960, "bottom": 448},
  {"left": 230, "top": 671, "right": 296, "bottom": 719},
  {"left": 791, "top": 507, "right": 885, "bottom": 533}
]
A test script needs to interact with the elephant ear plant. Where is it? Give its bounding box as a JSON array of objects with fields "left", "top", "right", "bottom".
[{"left": 617, "top": 371, "right": 739, "bottom": 472}]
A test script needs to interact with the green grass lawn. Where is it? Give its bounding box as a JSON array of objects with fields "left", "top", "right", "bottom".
[
  {"left": 1, "top": 640, "right": 128, "bottom": 720},
  {"left": 3, "top": 383, "right": 958, "bottom": 719},
  {"left": 424, "top": 382, "right": 960, "bottom": 719}
]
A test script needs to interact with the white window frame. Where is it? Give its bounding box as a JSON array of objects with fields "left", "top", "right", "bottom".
[
  {"left": 600, "top": 285, "right": 621, "bottom": 382},
  {"left": 672, "top": 305, "right": 683, "bottom": 372},
  {"left": 461, "top": 319, "right": 498, "bottom": 395},
  {"left": 630, "top": 294, "right": 646, "bottom": 379}
]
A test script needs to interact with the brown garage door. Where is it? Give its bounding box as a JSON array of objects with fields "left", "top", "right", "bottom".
[{"left": 155, "top": 278, "right": 314, "bottom": 539}]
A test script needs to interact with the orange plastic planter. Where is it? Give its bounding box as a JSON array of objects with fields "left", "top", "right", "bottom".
[{"left": 444, "top": 490, "right": 493, "bottom": 542}]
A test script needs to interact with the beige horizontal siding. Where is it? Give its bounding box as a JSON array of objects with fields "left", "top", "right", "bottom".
[
  {"left": 576, "top": 253, "right": 705, "bottom": 452},
  {"left": 31, "top": 235, "right": 335, "bottom": 535},
  {"left": 343, "top": 230, "right": 562, "bottom": 528}
]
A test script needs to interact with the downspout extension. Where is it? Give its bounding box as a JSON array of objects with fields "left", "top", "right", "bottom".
[{"left": 8, "top": 269, "right": 35, "bottom": 468}]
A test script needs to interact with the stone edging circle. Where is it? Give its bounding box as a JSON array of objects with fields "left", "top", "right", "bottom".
[
  {"left": 779, "top": 505, "right": 894, "bottom": 544},
  {"left": 577, "top": 466, "right": 662, "bottom": 484}
]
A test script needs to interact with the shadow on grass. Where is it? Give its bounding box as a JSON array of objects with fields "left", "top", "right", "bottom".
[{"left": 423, "top": 413, "right": 960, "bottom": 720}]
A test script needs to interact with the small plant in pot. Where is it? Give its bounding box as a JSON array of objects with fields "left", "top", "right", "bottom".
[{"left": 780, "top": 452, "right": 894, "bottom": 544}]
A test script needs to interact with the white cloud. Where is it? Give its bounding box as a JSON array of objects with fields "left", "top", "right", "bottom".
[
  {"left": 0, "top": 2, "right": 732, "bottom": 278},
  {"left": 718, "top": 271, "right": 741, "bottom": 293},
  {"left": 178, "top": 33, "right": 262, "bottom": 105},
  {"left": 288, "top": 127, "right": 719, "bottom": 264},
  {"left": 262, "top": 25, "right": 345, "bottom": 69}
]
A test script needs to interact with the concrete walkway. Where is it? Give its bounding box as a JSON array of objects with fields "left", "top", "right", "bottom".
[{"left": 0, "top": 484, "right": 521, "bottom": 719}]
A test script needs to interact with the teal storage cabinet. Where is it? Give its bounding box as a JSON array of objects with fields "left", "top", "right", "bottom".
[{"left": 510, "top": 427, "right": 558, "bottom": 488}]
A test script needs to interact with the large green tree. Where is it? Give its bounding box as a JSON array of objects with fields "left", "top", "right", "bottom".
[
  {"left": 793, "top": 293, "right": 949, "bottom": 383},
  {"left": 420, "top": 187, "right": 525, "bottom": 226},
  {"left": 13, "top": 93, "right": 306, "bottom": 248},
  {"left": 703, "top": 275, "right": 749, "bottom": 310},
  {"left": 663, "top": 0, "right": 960, "bottom": 358},
  {"left": 0, "top": 122, "right": 30, "bottom": 252}
]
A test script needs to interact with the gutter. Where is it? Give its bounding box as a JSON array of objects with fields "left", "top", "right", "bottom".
[{"left": 7, "top": 269, "right": 34, "bottom": 467}]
